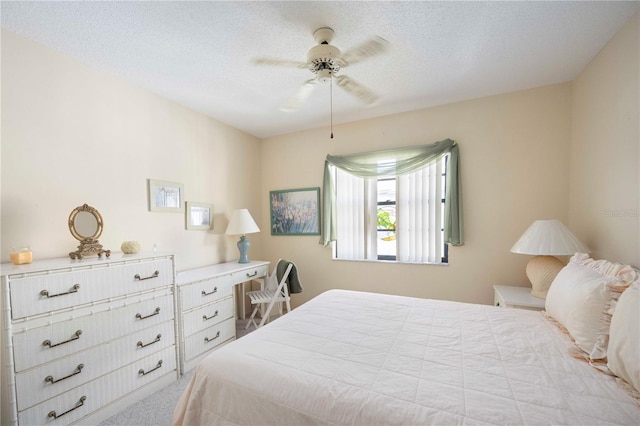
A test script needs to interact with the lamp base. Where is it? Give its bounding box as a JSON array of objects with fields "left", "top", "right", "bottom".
[
  {"left": 526, "top": 255, "right": 564, "bottom": 299},
  {"left": 237, "top": 235, "right": 251, "bottom": 264}
]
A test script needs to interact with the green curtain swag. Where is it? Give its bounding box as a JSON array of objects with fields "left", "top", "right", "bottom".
[{"left": 320, "top": 138, "right": 463, "bottom": 247}]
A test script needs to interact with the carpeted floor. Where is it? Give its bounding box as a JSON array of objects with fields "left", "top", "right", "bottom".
[{"left": 99, "top": 319, "right": 254, "bottom": 425}]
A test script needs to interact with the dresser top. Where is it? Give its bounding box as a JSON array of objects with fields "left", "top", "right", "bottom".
[
  {"left": 176, "top": 260, "right": 269, "bottom": 284},
  {"left": 0, "top": 252, "right": 173, "bottom": 276}
]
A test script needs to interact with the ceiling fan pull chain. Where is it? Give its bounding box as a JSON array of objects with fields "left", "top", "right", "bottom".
[{"left": 330, "top": 77, "right": 334, "bottom": 139}]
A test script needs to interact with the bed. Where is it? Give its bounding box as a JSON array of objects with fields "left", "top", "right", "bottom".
[{"left": 173, "top": 255, "right": 640, "bottom": 425}]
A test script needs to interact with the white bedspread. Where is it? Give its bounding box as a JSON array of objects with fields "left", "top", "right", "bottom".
[{"left": 173, "top": 289, "right": 640, "bottom": 425}]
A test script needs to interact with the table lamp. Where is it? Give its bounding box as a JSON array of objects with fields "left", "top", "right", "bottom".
[
  {"left": 225, "top": 209, "right": 260, "bottom": 263},
  {"left": 510, "top": 219, "right": 589, "bottom": 298}
]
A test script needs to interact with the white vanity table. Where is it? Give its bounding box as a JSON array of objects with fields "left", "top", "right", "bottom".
[{"left": 176, "top": 260, "right": 269, "bottom": 372}]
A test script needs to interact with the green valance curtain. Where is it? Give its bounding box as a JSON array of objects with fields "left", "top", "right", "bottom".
[{"left": 320, "top": 138, "right": 463, "bottom": 247}]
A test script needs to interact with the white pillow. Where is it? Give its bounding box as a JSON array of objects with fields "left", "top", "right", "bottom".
[
  {"left": 546, "top": 262, "right": 611, "bottom": 358},
  {"left": 607, "top": 280, "right": 640, "bottom": 393},
  {"left": 545, "top": 253, "right": 636, "bottom": 360}
]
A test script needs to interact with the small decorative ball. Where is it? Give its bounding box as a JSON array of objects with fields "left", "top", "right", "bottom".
[{"left": 121, "top": 241, "right": 141, "bottom": 254}]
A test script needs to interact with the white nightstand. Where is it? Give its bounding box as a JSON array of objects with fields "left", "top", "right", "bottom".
[{"left": 493, "top": 285, "right": 546, "bottom": 311}]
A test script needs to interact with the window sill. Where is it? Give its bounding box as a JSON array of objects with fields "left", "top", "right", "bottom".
[{"left": 331, "top": 257, "right": 448, "bottom": 266}]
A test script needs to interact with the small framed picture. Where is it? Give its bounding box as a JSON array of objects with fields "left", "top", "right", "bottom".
[
  {"left": 148, "top": 179, "right": 184, "bottom": 212},
  {"left": 270, "top": 187, "right": 320, "bottom": 236},
  {"left": 186, "top": 202, "right": 213, "bottom": 230}
]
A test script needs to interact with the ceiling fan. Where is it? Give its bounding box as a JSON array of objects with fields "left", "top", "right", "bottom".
[{"left": 253, "top": 27, "right": 389, "bottom": 112}]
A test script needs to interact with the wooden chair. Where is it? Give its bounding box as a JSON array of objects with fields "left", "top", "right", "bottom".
[{"left": 245, "top": 259, "right": 294, "bottom": 330}]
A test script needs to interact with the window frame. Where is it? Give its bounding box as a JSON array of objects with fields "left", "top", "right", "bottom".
[{"left": 332, "top": 155, "right": 449, "bottom": 265}]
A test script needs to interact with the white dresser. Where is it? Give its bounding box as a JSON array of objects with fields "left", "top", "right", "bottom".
[
  {"left": 0, "top": 253, "right": 179, "bottom": 426},
  {"left": 176, "top": 260, "right": 269, "bottom": 373}
]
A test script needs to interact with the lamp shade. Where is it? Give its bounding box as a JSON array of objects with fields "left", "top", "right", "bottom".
[
  {"left": 225, "top": 209, "right": 260, "bottom": 235},
  {"left": 511, "top": 219, "right": 589, "bottom": 299},
  {"left": 510, "top": 219, "right": 589, "bottom": 255}
]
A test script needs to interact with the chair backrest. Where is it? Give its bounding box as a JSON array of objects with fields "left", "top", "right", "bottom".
[{"left": 265, "top": 259, "right": 294, "bottom": 298}]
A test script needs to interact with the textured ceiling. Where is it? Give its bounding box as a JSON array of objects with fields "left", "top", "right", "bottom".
[{"left": 1, "top": 1, "right": 638, "bottom": 139}]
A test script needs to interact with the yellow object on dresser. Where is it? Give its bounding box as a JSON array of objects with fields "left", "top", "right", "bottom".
[{"left": 9, "top": 251, "right": 32, "bottom": 265}]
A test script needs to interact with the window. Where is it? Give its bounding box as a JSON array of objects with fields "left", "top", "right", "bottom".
[
  {"left": 377, "top": 177, "right": 396, "bottom": 261},
  {"left": 334, "top": 154, "right": 448, "bottom": 264},
  {"left": 320, "top": 139, "right": 463, "bottom": 254}
]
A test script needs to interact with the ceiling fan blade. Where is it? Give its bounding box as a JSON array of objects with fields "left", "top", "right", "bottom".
[
  {"left": 339, "top": 36, "right": 389, "bottom": 67},
  {"left": 252, "top": 57, "right": 310, "bottom": 69},
  {"left": 334, "top": 75, "right": 379, "bottom": 105},
  {"left": 279, "top": 78, "right": 319, "bottom": 112}
]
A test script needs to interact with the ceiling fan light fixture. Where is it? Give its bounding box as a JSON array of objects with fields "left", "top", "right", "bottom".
[{"left": 317, "top": 69, "right": 333, "bottom": 82}]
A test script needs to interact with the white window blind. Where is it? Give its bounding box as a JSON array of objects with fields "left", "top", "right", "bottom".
[
  {"left": 335, "top": 168, "right": 366, "bottom": 260},
  {"left": 333, "top": 157, "right": 445, "bottom": 264},
  {"left": 397, "top": 160, "right": 443, "bottom": 263}
]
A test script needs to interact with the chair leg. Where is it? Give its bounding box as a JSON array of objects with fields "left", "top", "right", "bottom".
[
  {"left": 255, "top": 278, "right": 266, "bottom": 318},
  {"left": 245, "top": 304, "right": 259, "bottom": 330},
  {"left": 258, "top": 297, "right": 280, "bottom": 328}
]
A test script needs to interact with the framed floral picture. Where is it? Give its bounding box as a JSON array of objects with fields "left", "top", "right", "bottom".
[{"left": 270, "top": 187, "right": 320, "bottom": 236}]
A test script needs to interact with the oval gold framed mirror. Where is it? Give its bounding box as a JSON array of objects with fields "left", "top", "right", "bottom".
[{"left": 68, "top": 204, "right": 110, "bottom": 259}]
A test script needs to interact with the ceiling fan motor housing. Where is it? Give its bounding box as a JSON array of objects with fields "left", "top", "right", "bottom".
[{"left": 308, "top": 44, "right": 342, "bottom": 80}]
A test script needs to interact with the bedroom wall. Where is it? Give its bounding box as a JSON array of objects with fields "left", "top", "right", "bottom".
[
  {"left": 0, "top": 30, "right": 264, "bottom": 271},
  {"left": 569, "top": 13, "right": 639, "bottom": 267},
  {"left": 4, "top": 12, "right": 635, "bottom": 312},
  {"left": 260, "top": 83, "right": 573, "bottom": 306}
]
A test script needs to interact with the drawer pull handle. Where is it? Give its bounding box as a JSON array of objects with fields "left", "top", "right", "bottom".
[
  {"left": 203, "top": 310, "right": 219, "bottom": 321},
  {"left": 135, "top": 307, "right": 160, "bottom": 320},
  {"left": 137, "top": 334, "right": 162, "bottom": 348},
  {"left": 40, "top": 284, "right": 80, "bottom": 298},
  {"left": 138, "top": 360, "right": 163, "bottom": 376},
  {"left": 134, "top": 270, "right": 159, "bottom": 281},
  {"left": 47, "top": 395, "right": 86, "bottom": 419},
  {"left": 201, "top": 287, "right": 218, "bottom": 297},
  {"left": 246, "top": 271, "right": 258, "bottom": 278},
  {"left": 45, "top": 364, "right": 84, "bottom": 384},
  {"left": 43, "top": 330, "right": 82, "bottom": 348},
  {"left": 204, "top": 331, "right": 221, "bottom": 343}
]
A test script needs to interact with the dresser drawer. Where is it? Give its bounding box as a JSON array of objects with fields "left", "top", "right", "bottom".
[
  {"left": 18, "top": 346, "right": 176, "bottom": 426},
  {"left": 9, "top": 258, "right": 173, "bottom": 319},
  {"left": 180, "top": 275, "right": 233, "bottom": 311},
  {"left": 183, "top": 317, "right": 235, "bottom": 362},
  {"left": 182, "top": 296, "right": 234, "bottom": 337},
  {"left": 15, "top": 320, "right": 175, "bottom": 411},
  {"left": 13, "top": 294, "right": 174, "bottom": 372},
  {"left": 230, "top": 264, "right": 269, "bottom": 285}
]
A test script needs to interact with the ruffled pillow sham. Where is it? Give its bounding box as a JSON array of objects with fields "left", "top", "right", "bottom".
[
  {"left": 607, "top": 279, "right": 640, "bottom": 395},
  {"left": 545, "top": 253, "right": 636, "bottom": 360}
]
